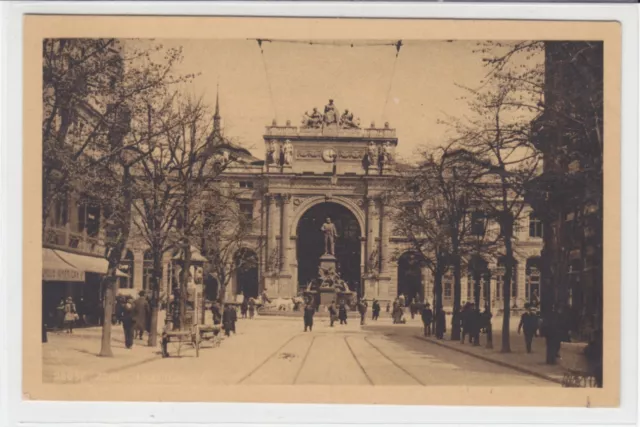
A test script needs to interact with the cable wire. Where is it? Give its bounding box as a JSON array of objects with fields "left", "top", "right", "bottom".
[{"left": 256, "top": 39, "right": 278, "bottom": 122}]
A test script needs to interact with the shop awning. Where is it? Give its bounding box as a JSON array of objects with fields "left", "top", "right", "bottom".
[
  {"left": 43, "top": 248, "right": 128, "bottom": 281},
  {"left": 43, "top": 248, "right": 85, "bottom": 282}
]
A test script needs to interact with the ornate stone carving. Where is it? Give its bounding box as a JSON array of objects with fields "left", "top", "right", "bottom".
[
  {"left": 282, "top": 140, "right": 294, "bottom": 165},
  {"left": 322, "top": 148, "right": 337, "bottom": 163},
  {"left": 339, "top": 109, "right": 360, "bottom": 129},
  {"left": 338, "top": 150, "right": 363, "bottom": 160},
  {"left": 367, "top": 141, "right": 378, "bottom": 166},
  {"left": 301, "top": 108, "right": 323, "bottom": 128},
  {"left": 296, "top": 150, "right": 322, "bottom": 159},
  {"left": 379, "top": 141, "right": 394, "bottom": 166},
  {"left": 293, "top": 198, "right": 302, "bottom": 206},
  {"left": 266, "top": 140, "right": 279, "bottom": 166},
  {"left": 281, "top": 193, "right": 292, "bottom": 204},
  {"left": 323, "top": 99, "right": 339, "bottom": 126}
]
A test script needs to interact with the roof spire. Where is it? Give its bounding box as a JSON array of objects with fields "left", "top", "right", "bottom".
[{"left": 213, "top": 82, "right": 221, "bottom": 130}]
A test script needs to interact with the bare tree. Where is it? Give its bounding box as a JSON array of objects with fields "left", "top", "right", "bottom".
[{"left": 443, "top": 79, "right": 541, "bottom": 353}]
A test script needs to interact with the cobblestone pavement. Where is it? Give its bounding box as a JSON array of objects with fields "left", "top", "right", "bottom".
[{"left": 43, "top": 313, "right": 558, "bottom": 387}]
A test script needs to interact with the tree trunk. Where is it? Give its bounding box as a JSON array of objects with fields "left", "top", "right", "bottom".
[
  {"left": 99, "top": 166, "right": 133, "bottom": 357},
  {"left": 501, "top": 237, "right": 514, "bottom": 353},
  {"left": 450, "top": 254, "right": 462, "bottom": 341},
  {"left": 179, "top": 240, "right": 192, "bottom": 329},
  {"left": 147, "top": 249, "right": 163, "bottom": 347}
]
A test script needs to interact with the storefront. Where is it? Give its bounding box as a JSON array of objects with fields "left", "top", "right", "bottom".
[{"left": 42, "top": 248, "right": 127, "bottom": 327}]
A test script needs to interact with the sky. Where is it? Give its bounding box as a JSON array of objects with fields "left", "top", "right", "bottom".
[{"left": 132, "top": 39, "right": 539, "bottom": 162}]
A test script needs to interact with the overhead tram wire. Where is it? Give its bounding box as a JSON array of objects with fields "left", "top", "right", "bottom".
[
  {"left": 252, "top": 38, "right": 404, "bottom": 125},
  {"left": 381, "top": 40, "right": 403, "bottom": 125},
  {"left": 256, "top": 39, "right": 279, "bottom": 123}
]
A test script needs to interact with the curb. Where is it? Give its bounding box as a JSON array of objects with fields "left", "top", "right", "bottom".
[{"left": 414, "top": 335, "right": 563, "bottom": 385}]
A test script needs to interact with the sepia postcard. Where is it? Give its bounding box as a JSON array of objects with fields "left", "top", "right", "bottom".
[{"left": 23, "top": 15, "right": 621, "bottom": 407}]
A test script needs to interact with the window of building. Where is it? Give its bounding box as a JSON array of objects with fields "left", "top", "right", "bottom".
[
  {"left": 52, "top": 196, "right": 69, "bottom": 227},
  {"left": 529, "top": 213, "right": 543, "bottom": 238},
  {"left": 142, "top": 250, "right": 153, "bottom": 291},
  {"left": 239, "top": 181, "right": 254, "bottom": 189},
  {"left": 526, "top": 266, "right": 541, "bottom": 302},
  {"left": 466, "top": 275, "right": 473, "bottom": 301},
  {"left": 495, "top": 261, "right": 517, "bottom": 299},
  {"left": 77, "top": 201, "right": 101, "bottom": 237},
  {"left": 238, "top": 201, "right": 253, "bottom": 221},
  {"left": 118, "top": 250, "right": 135, "bottom": 289},
  {"left": 443, "top": 273, "right": 453, "bottom": 301}
]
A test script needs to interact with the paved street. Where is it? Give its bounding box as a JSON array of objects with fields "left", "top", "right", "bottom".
[{"left": 44, "top": 313, "right": 557, "bottom": 387}]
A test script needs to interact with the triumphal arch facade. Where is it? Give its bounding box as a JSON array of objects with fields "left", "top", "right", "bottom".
[{"left": 222, "top": 100, "right": 408, "bottom": 304}]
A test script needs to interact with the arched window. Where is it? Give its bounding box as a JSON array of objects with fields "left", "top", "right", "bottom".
[
  {"left": 118, "top": 250, "right": 135, "bottom": 289},
  {"left": 142, "top": 250, "right": 153, "bottom": 291},
  {"left": 495, "top": 258, "right": 518, "bottom": 300}
]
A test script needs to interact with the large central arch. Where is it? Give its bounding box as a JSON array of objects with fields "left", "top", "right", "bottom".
[{"left": 295, "top": 201, "right": 362, "bottom": 295}]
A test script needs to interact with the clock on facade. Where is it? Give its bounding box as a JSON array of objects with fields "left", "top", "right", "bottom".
[{"left": 322, "top": 148, "right": 337, "bottom": 163}]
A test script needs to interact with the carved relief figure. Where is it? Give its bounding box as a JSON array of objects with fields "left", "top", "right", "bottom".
[
  {"left": 302, "top": 108, "right": 323, "bottom": 128},
  {"left": 340, "top": 109, "right": 360, "bottom": 129},
  {"left": 367, "top": 141, "right": 378, "bottom": 166},
  {"left": 266, "top": 140, "right": 279, "bottom": 165},
  {"left": 379, "top": 141, "right": 394, "bottom": 166},
  {"left": 282, "top": 140, "right": 294, "bottom": 165},
  {"left": 323, "top": 99, "right": 339, "bottom": 126},
  {"left": 321, "top": 217, "right": 338, "bottom": 255}
]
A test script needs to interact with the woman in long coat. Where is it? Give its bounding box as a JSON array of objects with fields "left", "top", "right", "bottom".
[{"left": 132, "top": 291, "right": 150, "bottom": 340}]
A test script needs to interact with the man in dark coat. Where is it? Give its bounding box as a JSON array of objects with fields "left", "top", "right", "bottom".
[
  {"left": 211, "top": 301, "right": 222, "bottom": 326},
  {"left": 222, "top": 304, "right": 234, "bottom": 337},
  {"left": 541, "top": 307, "right": 560, "bottom": 364},
  {"left": 358, "top": 298, "right": 368, "bottom": 326},
  {"left": 371, "top": 299, "right": 381, "bottom": 321},
  {"left": 231, "top": 305, "right": 238, "bottom": 334},
  {"left": 303, "top": 302, "right": 315, "bottom": 332},
  {"left": 518, "top": 303, "right": 538, "bottom": 353},
  {"left": 421, "top": 303, "right": 433, "bottom": 337},
  {"left": 241, "top": 299, "right": 248, "bottom": 319},
  {"left": 338, "top": 301, "right": 348, "bottom": 325},
  {"left": 122, "top": 297, "right": 135, "bottom": 349},
  {"left": 328, "top": 300, "right": 337, "bottom": 327},
  {"left": 132, "top": 291, "right": 150, "bottom": 341}
]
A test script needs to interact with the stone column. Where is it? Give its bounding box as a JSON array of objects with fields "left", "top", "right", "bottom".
[
  {"left": 266, "top": 193, "right": 278, "bottom": 272},
  {"left": 379, "top": 198, "right": 390, "bottom": 275},
  {"left": 365, "top": 196, "right": 376, "bottom": 272},
  {"left": 280, "top": 193, "right": 292, "bottom": 274}
]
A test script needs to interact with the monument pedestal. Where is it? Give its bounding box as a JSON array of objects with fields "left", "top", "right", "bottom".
[{"left": 319, "top": 253, "right": 337, "bottom": 271}]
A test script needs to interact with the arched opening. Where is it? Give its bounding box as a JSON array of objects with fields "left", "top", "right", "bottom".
[
  {"left": 234, "top": 248, "right": 259, "bottom": 298},
  {"left": 296, "top": 202, "right": 361, "bottom": 295},
  {"left": 204, "top": 274, "right": 219, "bottom": 302},
  {"left": 397, "top": 252, "right": 423, "bottom": 305}
]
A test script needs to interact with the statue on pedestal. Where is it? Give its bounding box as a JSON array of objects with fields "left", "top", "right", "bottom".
[
  {"left": 323, "top": 99, "right": 339, "bottom": 126},
  {"left": 282, "top": 140, "right": 294, "bottom": 165},
  {"left": 379, "top": 141, "right": 394, "bottom": 167},
  {"left": 321, "top": 217, "right": 338, "bottom": 255}
]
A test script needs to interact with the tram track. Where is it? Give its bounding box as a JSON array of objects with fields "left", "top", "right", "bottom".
[
  {"left": 292, "top": 335, "right": 317, "bottom": 384},
  {"left": 362, "top": 335, "right": 426, "bottom": 386},
  {"left": 343, "top": 336, "right": 374, "bottom": 385},
  {"left": 236, "top": 333, "right": 302, "bottom": 384}
]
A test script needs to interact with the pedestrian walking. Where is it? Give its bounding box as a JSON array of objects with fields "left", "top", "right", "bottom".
[
  {"left": 371, "top": 299, "right": 380, "bottom": 321},
  {"left": 328, "top": 300, "right": 337, "bottom": 327},
  {"left": 222, "top": 304, "right": 234, "bottom": 337},
  {"left": 241, "top": 299, "right": 248, "bottom": 319},
  {"left": 211, "top": 300, "right": 222, "bottom": 326},
  {"left": 338, "top": 301, "right": 348, "bottom": 325},
  {"left": 132, "top": 291, "right": 150, "bottom": 341},
  {"left": 421, "top": 303, "right": 433, "bottom": 337},
  {"left": 541, "top": 307, "right": 560, "bottom": 364},
  {"left": 56, "top": 298, "right": 65, "bottom": 330},
  {"left": 410, "top": 298, "right": 417, "bottom": 320},
  {"left": 385, "top": 301, "right": 390, "bottom": 313},
  {"left": 518, "top": 303, "right": 538, "bottom": 353},
  {"left": 303, "top": 302, "right": 315, "bottom": 332},
  {"left": 248, "top": 297, "right": 256, "bottom": 319},
  {"left": 122, "top": 297, "right": 135, "bottom": 349},
  {"left": 357, "top": 298, "right": 368, "bottom": 325},
  {"left": 63, "top": 297, "right": 78, "bottom": 334},
  {"left": 115, "top": 296, "right": 125, "bottom": 325},
  {"left": 231, "top": 305, "right": 238, "bottom": 334}
]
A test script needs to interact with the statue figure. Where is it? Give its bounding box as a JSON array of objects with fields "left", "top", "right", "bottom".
[
  {"left": 340, "top": 109, "right": 360, "bottom": 129},
  {"left": 302, "top": 108, "right": 323, "bottom": 128},
  {"left": 367, "top": 141, "right": 378, "bottom": 166},
  {"left": 321, "top": 217, "right": 338, "bottom": 255},
  {"left": 323, "top": 99, "right": 339, "bottom": 126},
  {"left": 266, "top": 140, "right": 279, "bottom": 165},
  {"left": 282, "top": 140, "right": 294, "bottom": 165},
  {"left": 379, "top": 141, "right": 393, "bottom": 166}
]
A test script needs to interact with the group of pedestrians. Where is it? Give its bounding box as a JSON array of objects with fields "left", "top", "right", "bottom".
[
  {"left": 327, "top": 300, "right": 350, "bottom": 327},
  {"left": 240, "top": 297, "right": 257, "bottom": 319},
  {"left": 211, "top": 301, "right": 239, "bottom": 337},
  {"left": 118, "top": 291, "right": 151, "bottom": 349}
]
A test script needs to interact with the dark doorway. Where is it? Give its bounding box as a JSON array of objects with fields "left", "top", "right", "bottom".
[
  {"left": 397, "top": 252, "right": 423, "bottom": 305},
  {"left": 234, "top": 248, "right": 259, "bottom": 298},
  {"left": 296, "top": 202, "right": 361, "bottom": 295}
]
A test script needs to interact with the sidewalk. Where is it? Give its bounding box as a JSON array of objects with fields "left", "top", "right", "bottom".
[{"left": 417, "top": 318, "right": 587, "bottom": 384}]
